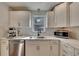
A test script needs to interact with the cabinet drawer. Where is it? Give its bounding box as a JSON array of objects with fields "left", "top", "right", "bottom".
[
  {"left": 49, "top": 40, "right": 59, "bottom": 45},
  {"left": 26, "top": 40, "right": 40, "bottom": 45},
  {"left": 0, "top": 40, "right": 9, "bottom": 46},
  {"left": 26, "top": 40, "right": 50, "bottom": 45},
  {"left": 39, "top": 40, "right": 50, "bottom": 45}
]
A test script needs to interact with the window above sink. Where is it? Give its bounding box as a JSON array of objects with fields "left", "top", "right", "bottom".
[{"left": 31, "top": 11, "right": 48, "bottom": 32}]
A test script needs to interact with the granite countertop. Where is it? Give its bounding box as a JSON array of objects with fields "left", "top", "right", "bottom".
[{"left": 7, "top": 36, "right": 61, "bottom": 40}]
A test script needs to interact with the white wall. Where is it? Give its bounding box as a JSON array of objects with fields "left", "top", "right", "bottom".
[{"left": 0, "top": 3, "right": 9, "bottom": 37}]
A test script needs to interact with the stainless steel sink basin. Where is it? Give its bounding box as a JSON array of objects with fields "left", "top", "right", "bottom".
[
  {"left": 29, "top": 36, "right": 45, "bottom": 39},
  {"left": 37, "top": 36, "right": 45, "bottom": 38}
]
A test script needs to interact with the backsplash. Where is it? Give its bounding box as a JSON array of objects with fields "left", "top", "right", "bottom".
[{"left": 22, "top": 27, "right": 55, "bottom": 37}]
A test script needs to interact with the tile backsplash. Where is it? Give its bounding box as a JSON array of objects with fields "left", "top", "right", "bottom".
[{"left": 22, "top": 27, "right": 55, "bottom": 37}]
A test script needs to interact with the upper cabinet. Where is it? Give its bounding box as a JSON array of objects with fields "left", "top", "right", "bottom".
[
  {"left": 9, "top": 11, "right": 31, "bottom": 28},
  {"left": 54, "top": 3, "right": 70, "bottom": 27},
  {"left": 0, "top": 3, "right": 9, "bottom": 37},
  {"left": 47, "top": 11, "right": 55, "bottom": 28},
  {"left": 70, "top": 3, "right": 79, "bottom": 26}
]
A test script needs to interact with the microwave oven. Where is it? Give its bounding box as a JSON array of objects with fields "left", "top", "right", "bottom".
[{"left": 54, "top": 31, "right": 69, "bottom": 38}]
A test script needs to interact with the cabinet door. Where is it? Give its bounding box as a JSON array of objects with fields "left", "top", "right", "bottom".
[
  {"left": 26, "top": 44, "right": 40, "bottom": 56},
  {"left": 70, "top": 3, "right": 79, "bottom": 26},
  {"left": 55, "top": 3, "right": 67, "bottom": 27},
  {"left": 39, "top": 41, "right": 50, "bottom": 56},
  {"left": 10, "top": 11, "right": 31, "bottom": 36},
  {"left": 48, "top": 11, "right": 55, "bottom": 28},
  {"left": 10, "top": 11, "right": 30, "bottom": 27},
  {"left": 0, "top": 40, "right": 9, "bottom": 56},
  {"left": 25, "top": 41, "right": 40, "bottom": 56},
  {"left": 0, "top": 3, "right": 9, "bottom": 37},
  {"left": 10, "top": 11, "right": 19, "bottom": 27},
  {"left": 48, "top": 45, "right": 57, "bottom": 56},
  {"left": 49, "top": 40, "right": 59, "bottom": 56}
]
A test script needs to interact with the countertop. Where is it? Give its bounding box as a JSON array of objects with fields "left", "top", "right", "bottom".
[{"left": 1, "top": 36, "right": 79, "bottom": 49}]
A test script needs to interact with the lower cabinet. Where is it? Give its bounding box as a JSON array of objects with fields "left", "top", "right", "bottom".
[
  {"left": 26, "top": 44, "right": 40, "bottom": 56},
  {"left": 49, "top": 40, "right": 59, "bottom": 56},
  {"left": 39, "top": 41, "right": 50, "bottom": 56},
  {"left": 0, "top": 39, "right": 9, "bottom": 56},
  {"left": 25, "top": 40, "right": 40, "bottom": 56},
  {"left": 25, "top": 40, "right": 59, "bottom": 56}
]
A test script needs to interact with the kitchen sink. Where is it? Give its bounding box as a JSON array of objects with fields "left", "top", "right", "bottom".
[{"left": 30, "top": 36, "right": 45, "bottom": 39}]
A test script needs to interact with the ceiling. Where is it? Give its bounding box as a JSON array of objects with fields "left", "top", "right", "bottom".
[{"left": 5, "top": 2, "right": 60, "bottom": 11}]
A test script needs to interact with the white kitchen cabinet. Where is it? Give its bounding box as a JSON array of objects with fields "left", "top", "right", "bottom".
[
  {"left": 26, "top": 40, "right": 40, "bottom": 56},
  {"left": 26, "top": 43, "right": 40, "bottom": 56},
  {"left": 39, "top": 41, "right": 50, "bottom": 56},
  {"left": 0, "top": 39, "right": 9, "bottom": 56},
  {"left": 10, "top": 11, "right": 31, "bottom": 27},
  {"left": 54, "top": 3, "right": 70, "bottom": 27},
  {"left": 49, "top": 41, "right": 59, "bottom": 56},
  {"left": 70, "top": 3, "right": 79, "bottom": 26},
  {"left": 0, "top": 3, "right": 9, "bottom": 37},
  {"left": 47, "top": 11, "right": 55, "bottom": 28},
  {"left": 39, "top": 40, "right": 59, "bottom": 56},
  {"left": 60, "top": 42, "right": 74, "bottom": 56},
  {"left": 25, "top": 40, "right": 59, "bottom": 56},
  {"left": 9, "top": 11, "right": 31, "bottom": 36}
]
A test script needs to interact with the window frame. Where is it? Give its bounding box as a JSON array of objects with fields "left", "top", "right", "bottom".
[{"left": 31, "top": 14, "right": 47, "bottom": 32}]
